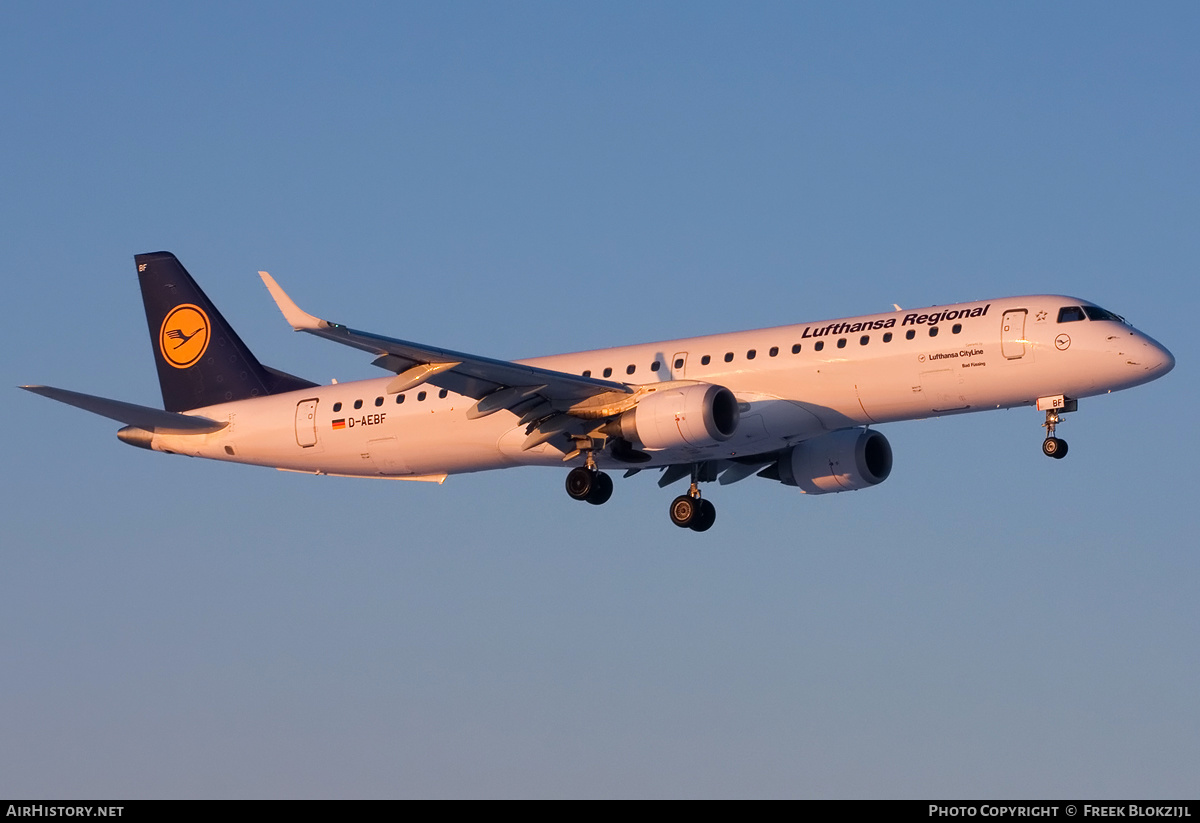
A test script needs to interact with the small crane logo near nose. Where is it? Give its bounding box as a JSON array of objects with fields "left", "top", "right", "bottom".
[{"left": 1055, "top": 334, "right": 1071, "bottom": 351}]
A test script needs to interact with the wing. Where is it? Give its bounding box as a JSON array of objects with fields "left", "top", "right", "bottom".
[{"left": 258, "top": 272, "right": 637, "bottom": 440}]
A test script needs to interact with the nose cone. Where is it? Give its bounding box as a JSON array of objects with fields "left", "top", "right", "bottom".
[
  {"left": 1101, "top": 328, "right": 1174, "bottom": 392},
  {"left": 1136, "top": 333, "right": 1175, "bottom": 380},
  {"left": 1154, "top": 342, "right": 1175, "bottom": 376}
]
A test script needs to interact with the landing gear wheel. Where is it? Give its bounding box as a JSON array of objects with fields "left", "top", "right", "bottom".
[
  {"left": 1042, "top": 437, "right": 1068, "bottom": 459},
  {"left": 689, "top": 498, "right": 716, "bottom": 532},
  {"left": 566, "top": 466, "right": 596, "bottom": 501},
  {"left": 586, "top": 471, "right": 613, "bottom": 505},
  {"left": 669, "top": 495, "right": 698, "bottom": 528},
  {"left": 566, "top": 467, "right": 613, "bottom": 504}
]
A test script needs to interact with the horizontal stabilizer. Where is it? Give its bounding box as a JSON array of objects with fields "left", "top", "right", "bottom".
[{"left": 20, "top": 385, "right": 228, "bottom": 434}]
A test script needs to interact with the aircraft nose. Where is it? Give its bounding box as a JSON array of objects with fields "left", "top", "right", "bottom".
[
  {"left": 1135, "top": 334, "right": 1175, "bottom": 379},
  {"left": 1149, "top": 340, "right": 1175, "bottom": 376},
  {"left": 1103, "top": 329, "right": 1174, "bottom": 390}
]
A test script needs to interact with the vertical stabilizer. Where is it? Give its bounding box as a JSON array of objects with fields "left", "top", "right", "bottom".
[{"left": 136, "top": 251, "right": 315, "bottom": 412}]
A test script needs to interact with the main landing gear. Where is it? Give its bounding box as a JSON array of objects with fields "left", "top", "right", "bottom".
[
  {"left": 670, "top": 494, "right": 716, "bottom": 532},
  {"left": 564, "top": 455, "right": 718, "bottom": 532},
  {"left": 565, "top": 456, "right": 613, "bottom": 506},
  {"left": 668, "top": 467, "right": 716, "bottom": 532}
]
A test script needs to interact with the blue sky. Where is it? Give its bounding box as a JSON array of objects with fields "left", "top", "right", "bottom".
[{"left": 2, "top": 2, "right": 1197, "bottom": 798}]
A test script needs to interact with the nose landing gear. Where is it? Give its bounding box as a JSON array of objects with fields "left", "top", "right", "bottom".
[
  {"left": 1038, "top": 396, "right": 1077, "bottom": 460},
  {"left": 1041, "top": 432, "right": 1068, "bottom": 459}
]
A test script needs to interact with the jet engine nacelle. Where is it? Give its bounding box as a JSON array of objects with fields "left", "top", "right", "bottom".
[
  {"left": 613, "top": 383, "right": 739, "bottom": 450},
  {"left": 779, "top": 428, "right": 893, "bottom": 494}
]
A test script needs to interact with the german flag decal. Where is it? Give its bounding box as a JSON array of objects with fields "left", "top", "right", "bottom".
[{"left": 331, "top": 419, "right": 346, "bottom": 430}]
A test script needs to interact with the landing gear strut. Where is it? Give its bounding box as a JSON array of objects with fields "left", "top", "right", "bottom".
[
  {"left": 565, "top": 453, "right": 613, "bottom": 506},
  {"left": 668, "top": 467, "right": 716, "bottom": 532},
  {"left": 1041, "top": 405, "right": 1069, "bottom": 460}
]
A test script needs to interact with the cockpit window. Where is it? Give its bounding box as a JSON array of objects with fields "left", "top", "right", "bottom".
[
  {"left": 1057, "top": 306, "right": 1086, "bottom": 323},
  {"left": 1082, "top": 305, "right": 1124, "bottom": 323}
]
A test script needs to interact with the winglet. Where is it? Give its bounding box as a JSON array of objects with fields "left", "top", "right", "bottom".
[{"left": 258, "top": 271, "right": 324, "bottom": 331}]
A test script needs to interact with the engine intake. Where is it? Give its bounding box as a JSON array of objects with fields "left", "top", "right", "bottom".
[
  {"left": 778, "top": 428, "right": 892, "bottom": 494},
  {"left": 611, "top": 383, "right": 739, "bottom": 450}
]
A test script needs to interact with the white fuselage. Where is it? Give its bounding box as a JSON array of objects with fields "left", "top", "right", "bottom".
[{"left": 148, "top": 295, "right": 1174, "bottom": 480}]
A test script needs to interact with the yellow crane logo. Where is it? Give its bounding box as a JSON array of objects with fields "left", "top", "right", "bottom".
[{"left": 159, "top": 304, "right": 210, "bottom": 368}]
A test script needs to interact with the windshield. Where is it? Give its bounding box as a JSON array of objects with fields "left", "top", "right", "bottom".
[{"left": 1082, "top": 305, "right": 1126, "bottom": 323}]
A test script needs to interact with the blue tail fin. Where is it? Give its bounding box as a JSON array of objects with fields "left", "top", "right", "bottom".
[{"left": 136, "top": 251, "right": 316, "bottom": 412}]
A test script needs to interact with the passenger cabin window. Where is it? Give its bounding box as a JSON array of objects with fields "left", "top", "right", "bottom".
[
  {"left": 952, "top": 324, "right": 962, "bottom": 334},
  {"left": 626, "top": 364, "right": 636, "bottom": 375},
  {"left": 439, "top": 389, "right": 448, "bottom": 398},
  {"left": 906, "top": 330, "right": 916, "bottom": 340},
  {"left": 651, "top": 361, "right": 661, "bottom": 372},
  {"left": 814, "top": 340, "right": 824, "bottom": 351},
  {"left": 674, "top": 358, "right": 684, "bottom": 370},
  {"left": 724, "top": 352, "right": 734, "bottom": 362},
  {"left": 417, "top": 391, "right": 426, "bottom": 401},
  {"left": 860, "top": 335, "right": 869, "bottom": 345},
  {"left": 746, "top": 349, "right": 756, "bottom": 360},
  {"left": 769, "top": 347, "right": 779, "bottom": 357},
  {"left": 333, "top": 402, "right": 342, "bottom": 412},
  {"left": 791, "top": 344, "right": 801, "bottom": 354},
  {"left": 396, "top": 394, "right": 405, "bottom": 404},
  {"left": 603, "top": 367, "right": 612, "bottom": 378},
  {"left": 1058, "top": 306, "right": 1086, "bottom": 323},
  {"left": 929, "top": 327, "right": 939, "bottom": 337},
  {"left": 837, "top": 338, "right": 847, "bottom": 348},
  {"left": 353, "top": 399, "right": 363, "bottom": 409},
  {"left": 582, "top": 370, "right": 591, "bottom": 378},
  {"left": 374, "top": 397, "right": 384, "bottom": 407},
  {"left": 701, "top": 355, "right": 711, "bottom": 365},
  {"left": 883, "top": 332, "right": 893, "bottom": 343}
]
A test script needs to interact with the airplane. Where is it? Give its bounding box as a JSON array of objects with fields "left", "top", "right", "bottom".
[{"left": 21, "top": 251, "right": 1175, "bottom": 532}]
